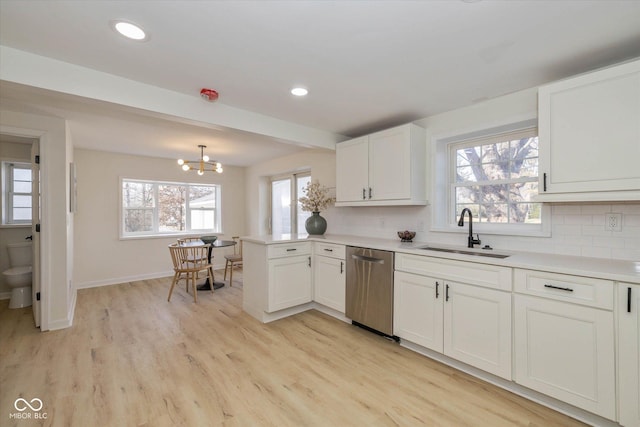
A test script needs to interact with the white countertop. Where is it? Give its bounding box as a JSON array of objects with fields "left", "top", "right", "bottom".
[{"left": 242, "top": 233, "right": 640, "bottom": 284}]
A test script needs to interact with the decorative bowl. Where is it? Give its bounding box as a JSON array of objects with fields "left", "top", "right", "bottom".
[{"left": 397, "top": 230, "right": 416, "bottom": 242}]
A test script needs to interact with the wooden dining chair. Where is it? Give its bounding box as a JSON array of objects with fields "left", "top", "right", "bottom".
[
  {"left": 168, "top": 242, "right": 214, "bottom": 303},
  {"left": 176, "top": 237, "right": 209, "bottom": 262},
  {"left": 224, "top": 236, "right": 243, "bottom": 286}
]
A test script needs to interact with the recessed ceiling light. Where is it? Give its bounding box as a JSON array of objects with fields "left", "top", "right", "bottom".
[
  {"left": 113, "top": 21, "right": 147, "bottom": 41},
  {"left": 291, "top": 87, "right": 308, "bottom": 97}
]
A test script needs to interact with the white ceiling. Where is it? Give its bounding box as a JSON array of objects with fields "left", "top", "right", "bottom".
[{"left": 1, "top": 0, "right": 640, "bottom": 166}]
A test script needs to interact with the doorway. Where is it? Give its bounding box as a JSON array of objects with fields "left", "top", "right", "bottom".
[{"left": 0, "top": 133, "right": 41, "bottom": 328}]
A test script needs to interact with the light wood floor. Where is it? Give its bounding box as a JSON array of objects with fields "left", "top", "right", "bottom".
[{"left": 1, "top": 269, "right": 587, "bottom": 427}]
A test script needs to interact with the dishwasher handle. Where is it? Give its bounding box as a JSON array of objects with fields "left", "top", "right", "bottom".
[{"left": 351, "top": 254, "right": 385, "bottom": 264}]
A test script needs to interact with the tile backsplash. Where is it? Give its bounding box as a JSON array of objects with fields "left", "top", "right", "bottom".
[{"left": 327, "top": 202, "right": 640, "bottom": 261}]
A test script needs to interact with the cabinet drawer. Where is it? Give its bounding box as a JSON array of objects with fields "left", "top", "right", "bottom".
[
  {"left": 314, "top": 242, "right": 345, "bottom": 259},
  {"left": 395, "top": 253, "right": 511, "bottom": 291},
  {"left": 267, "top": 242, "right": 312, "bottom": 259},
  {"left": 514, "top": 269, "right": 613, "bottom": 310}
]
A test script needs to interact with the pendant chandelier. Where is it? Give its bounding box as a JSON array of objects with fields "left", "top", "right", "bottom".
[{"left": 177, "top": 145, "right": 223, "bottom": 175}]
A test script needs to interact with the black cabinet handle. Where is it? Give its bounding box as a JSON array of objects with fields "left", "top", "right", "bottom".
[
  {"left": 445, "top": 284, "right": 450, "bottom": 302},
  {"left": 340, "top": 261, "right": 344, "bottom": 274},
  {"left": 286, "top": 248, "right": 297, "bottom": 252},
  {"left": 628, "top": 287, "right": 632, "bottom": 313},
  {"left": 543, "top": 173, "right": 548, "bottom": 192},
  {"left": 435, "top": 281, "right": 440, "bottom": 299},
  {"left": 324, "top": 248, "right": 333, "bottom": 252},
  {"left": 368, "top": 187, "right": 372, "bottom": 199},
  {"left": 544, "top": 284, "right": 573, "bottom": 292},
  {"left": 308, "top": 256, "right": 311, "bottom": 267},
  {"left": 362, "top": 188, "right": 366, "bottom": 200}
]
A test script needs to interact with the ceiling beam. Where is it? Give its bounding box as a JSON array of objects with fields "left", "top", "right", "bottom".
[{"left": 0, "top": 46, "right": 346, "bottom": 150}]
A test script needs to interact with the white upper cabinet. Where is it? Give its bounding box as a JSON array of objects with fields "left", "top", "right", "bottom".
[
  {"left": 336, "top": 123, "right": 426, "bottom": 206},
  {"left": 537, "top": 59, "right": 640, "bottom": 201}
]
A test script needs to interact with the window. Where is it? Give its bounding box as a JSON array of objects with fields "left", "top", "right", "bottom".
[
  {"left": 121, "top": 179, "right": 221, "bottom": 237},
  {"left": 2, "top": 161, "right": 32, "bottom": 224},
  {"left": 271, "top": 172, "right": 311, "bottom": 235},
  {"left": 451, "top": 128, "right": 541, "bottom": 226},
  {"left": 432, "top": 119, "right": 549, "bottom": 237}
]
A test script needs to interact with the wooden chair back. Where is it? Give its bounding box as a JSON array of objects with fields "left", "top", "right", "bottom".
[{"left": 167, "top": 242, "right": 213, "bottom": 302}]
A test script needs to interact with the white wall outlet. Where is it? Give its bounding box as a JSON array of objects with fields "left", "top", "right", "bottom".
[{"left": 605, "top": 213, "right": 622, "bottom": 231}]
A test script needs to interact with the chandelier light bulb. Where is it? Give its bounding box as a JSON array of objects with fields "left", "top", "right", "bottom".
[{"left": 178, "top": 145, "right": 223, "bottom": 174}]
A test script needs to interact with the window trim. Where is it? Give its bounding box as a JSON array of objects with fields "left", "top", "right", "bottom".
[
  {"left": 119, "top": 177, "right": 222, "bottom": 239},
  {"left": 432, "top": 118, "right": 550, "bottom": 237},
  {"left": 2, "top": 160, "right": 32, "bottom": 225},
  {"left": 269, "top": 171, "right": 311, "bottom": 235}
]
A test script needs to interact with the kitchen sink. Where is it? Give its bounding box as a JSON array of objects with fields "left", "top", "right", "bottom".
[{"left": 418, "top": 246, "right": 510, "bottom": 259}]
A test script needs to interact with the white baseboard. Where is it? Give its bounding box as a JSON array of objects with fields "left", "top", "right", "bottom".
[
  {"left": 0, "top": 291, "right": 11, "bottom": 300},
  {"left": 75, "top": 264, "right": 227, "bottom": 290},
  {"left": 45, "top": 290, "right": 76, "bottom": 331},
  {"left": 75, "top": 270, "right": 174, "bottom": 289}
]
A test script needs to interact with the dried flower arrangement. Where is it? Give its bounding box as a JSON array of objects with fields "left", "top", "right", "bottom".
[{"left": 298, "top": 181, "right": 335, "bottom": 213}]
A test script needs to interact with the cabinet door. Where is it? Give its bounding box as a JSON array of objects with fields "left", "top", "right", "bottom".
[
  {"left": 368, "top": 125, "right": 411, "bottom": 200},
  {"left": 444, "top": 282, "right": 512, "bottom": 380},
  {"left": 394, "top": 271, "right": 444, "bottom": 352},
  {"left": 313, "top": 255, "right": 346, "bottom": 313},
  {"left": 619, "top": 283, "right": 640, "bottom": 427},
  {"left": 514, "top": 294, "right": 615, "bottom": 419},
  {"left": 539, "top": 59, "right": 640, "bottom": 197},
  {"left": 268, "top": 255, "right": 312, "bottom": 312},
  {"left": 336, "top": 136, "right": 369, "bottom": 202}
]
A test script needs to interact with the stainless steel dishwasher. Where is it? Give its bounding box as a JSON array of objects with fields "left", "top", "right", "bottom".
[{"left": 345, "top": 246, "right": 396, "bottom": 339}]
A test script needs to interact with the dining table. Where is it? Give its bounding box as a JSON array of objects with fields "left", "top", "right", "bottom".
[{"left": 197, "top": 236, "right": 237, "bottom": 290}]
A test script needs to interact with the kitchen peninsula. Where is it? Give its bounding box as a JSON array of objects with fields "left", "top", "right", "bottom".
[{"left": 242, "top": 233, "right": 640, "bottom": 427}]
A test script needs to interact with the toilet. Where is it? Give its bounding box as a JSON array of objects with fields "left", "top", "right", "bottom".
[{"left": 2, "top": 242, "right": 33, "bottom": 309}]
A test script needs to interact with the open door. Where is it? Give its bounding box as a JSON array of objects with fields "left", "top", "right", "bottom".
[{"left": 31, "top": 141, "right": 41, "bottom": 328}]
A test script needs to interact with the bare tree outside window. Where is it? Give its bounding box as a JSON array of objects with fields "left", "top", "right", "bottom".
[
  {"left": 122, "top": 179, "right": 220, "bottom": 236},
  {"left": 158, "top": 184, "right": 186, "bottom": 231},
  {"left": 454, "top": 135, "right": 541, "bottom": 225},
  {"left": 123, "top": 181, "right": 154, "bottom": 232}
]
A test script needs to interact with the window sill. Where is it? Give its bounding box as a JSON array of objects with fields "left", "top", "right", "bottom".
[
  {"left": 0, "top": 224, "right": 32, "bottom": 229},
  {"left": 430, "top": 224, "right": 551, "bottom": 238},
  {"left": 119, "top": 231, "right": 223, "bottom": 241}
]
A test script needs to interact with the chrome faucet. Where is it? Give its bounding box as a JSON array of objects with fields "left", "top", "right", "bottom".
[{"left": 458, "top": 208, "right": 481, "bottom": 248}]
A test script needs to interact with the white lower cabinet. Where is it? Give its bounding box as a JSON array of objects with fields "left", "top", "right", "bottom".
[
  {"left": 266, "top": 242, "right": 312, "bottom": 313},
  {"left": 618, "top": 282, "right": 640, "bottom": 427},
  {"left": 513, "top": 269, "right": 615, "bottom": 420},
  {"left": 268, "top": 255, "right": 312, "bottom": 312},
  {"left": 313, "top": 243, "right": 346, "bottom": 313},
  {"left": 394, "top": 255, "right": 512, "bottom": 380},
  {"left": 394, "top": 271, "right": 444, "bottom": 352},
  {"left": 443, "top": 281, "right": 511, "bottom": 380}
]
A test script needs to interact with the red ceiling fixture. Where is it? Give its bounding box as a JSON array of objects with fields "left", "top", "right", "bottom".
[{"left": 200, "top": 88, "right": 219, "bottom": 102}]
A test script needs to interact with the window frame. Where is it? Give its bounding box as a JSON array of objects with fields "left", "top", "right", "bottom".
[
  {"left": 269, "top": 171, "right": 311, "bottom": 235},
  {"left": 432, "top": 119, "right": 550, "bottom": 237},
  {"left": 2, "top": 161, "right": 32, "bottom": 225},
  {"left": 119, "top": 177, "right": 222, "bottom": 239}
]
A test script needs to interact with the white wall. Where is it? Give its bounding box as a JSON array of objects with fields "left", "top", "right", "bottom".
[
  {"left": 251, "top": 88, "right": 640, "bottom": 261},
  {"left": 244, "top": 149, "right": 336, "bottom": 236},
  {"left": 73, "top": 149, "right": 246, "bottom": 288}
]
